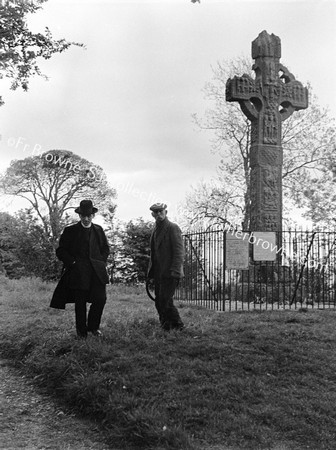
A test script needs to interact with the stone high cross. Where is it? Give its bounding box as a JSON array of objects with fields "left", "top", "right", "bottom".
[{"left": 226, "top": 30, "right": 308, "bottom": 233}]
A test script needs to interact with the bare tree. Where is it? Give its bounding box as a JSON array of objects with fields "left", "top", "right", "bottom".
[
  {"left": 185, "top": 56, "right": 336, "bottom": 229},
  {"left": 179, "top": 179, "right": 244, "bottom": 230},
  {"left": 296, "top": 145, "right": 336, "bottom": 226}
]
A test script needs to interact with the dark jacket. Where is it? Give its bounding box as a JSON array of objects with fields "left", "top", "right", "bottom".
[
  {"left": 148, "top": 218, "right": 184, "bottom": 279},
  {"left": 50, "top": 222, "right": 110, "bottom": 309}
]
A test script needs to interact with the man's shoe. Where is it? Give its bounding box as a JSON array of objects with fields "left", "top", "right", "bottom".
[
  {"left": 76, "top": 332, "right": 87, "bottom": 339},
  {"left": 161, "top": 321, "right": 172, "bottom": 331},
  {"left": 76, "top": 327, "right": 87, "bottom": 339},
  {"left": 89, "top": 330, "right": 102, "bottom": 337}
]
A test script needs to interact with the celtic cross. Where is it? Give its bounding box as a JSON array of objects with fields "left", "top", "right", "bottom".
[{"left": 226, "top": 30, "right": 308, "bottom": 234}]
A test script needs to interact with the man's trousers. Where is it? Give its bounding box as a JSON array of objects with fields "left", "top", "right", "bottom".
[
  {"left": 71, "top": 271, "right": 106, "bottom": 337},
  {"left": 154, "top": 277, "right": 184, "bottom": 330}
]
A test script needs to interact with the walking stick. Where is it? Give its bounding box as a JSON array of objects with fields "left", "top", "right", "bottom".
[{"left": 146, "top": 279, "right": 155, "bottom": 301}]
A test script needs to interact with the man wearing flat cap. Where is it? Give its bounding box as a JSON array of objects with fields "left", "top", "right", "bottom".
[
  {"left": 51, "top": 199, "right": 110, "bottom": 338},
  {"left": 148, "top": 203, "right": 184, "bottom": 331}
]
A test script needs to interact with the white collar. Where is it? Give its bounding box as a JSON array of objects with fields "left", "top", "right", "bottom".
[{"left": 81, "top": 223, "right": 92, "bottom": 229}]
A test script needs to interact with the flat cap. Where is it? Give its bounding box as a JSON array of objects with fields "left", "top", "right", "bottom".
[{"left": 150, "top": 202, "right": 167, "bottom": 212}]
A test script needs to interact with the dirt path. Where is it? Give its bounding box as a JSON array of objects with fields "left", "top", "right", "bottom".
[{"left": 0, "top": 359, "right": 116, "bottom": 450}]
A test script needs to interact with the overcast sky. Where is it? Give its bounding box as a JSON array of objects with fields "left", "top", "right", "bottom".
[{"left": 0, "top": 0, "right": 335, "bottom": 224}]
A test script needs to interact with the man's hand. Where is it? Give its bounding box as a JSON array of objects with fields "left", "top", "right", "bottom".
[{"left": 170, "top": 271, "right": 180, "bottom": 279}]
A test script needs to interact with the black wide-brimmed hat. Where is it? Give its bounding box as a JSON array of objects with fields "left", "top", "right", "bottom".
[{"left": 75, "top": 200, "right": 98, "bottom": 215}]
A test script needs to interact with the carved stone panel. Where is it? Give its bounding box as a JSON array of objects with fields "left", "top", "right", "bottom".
[
  {"left": 262, "top": 166, "right": 280, "bottom": 210},
  {"left": 250, "top": 145, "right": 282, "bottom": 169},
  {"left": 263, "top": 108, "right": 278, "bottom": 144},
  {"left": 249, "top": 166, "right": 259, "bottom": 210},
  {"left": 263, "top": 213, "right": 279, "bottom": 231}
]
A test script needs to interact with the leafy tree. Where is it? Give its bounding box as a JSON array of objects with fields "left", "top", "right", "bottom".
[
  {"left": 0, "top": 150, "right": 117, "bottom": 248},
  {"left": 299, "top": 149, "right": 336, "bottom": 226},
  {"left": 0, "top": 209, "right": 60, "bottom": 279},
  {"left": 115, "top": 218, "right": 153, "bottom": 283},
  {"left": 0, "top": 0, "right": 83, "bottom": 105},
  {"left": 99, "top": 205, "right": 119, "bottom": 283},
  {"left": 0, "top": 211, "right": 24, "bottom": 277},
  {"left": 186, "top": 56, "right": 336, "bottom": 229}
]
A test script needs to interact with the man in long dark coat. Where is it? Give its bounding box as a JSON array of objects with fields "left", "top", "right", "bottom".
[
  {"left": 50, "top": 200, "right": 110, "bottom": 338},
  {"left": 147, "top": 203, "right": 184, "bottom": 331}
]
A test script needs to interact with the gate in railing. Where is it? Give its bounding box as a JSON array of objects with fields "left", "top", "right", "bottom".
[{"left": 175, "top": 227, "right": 336, "bottom": 311}]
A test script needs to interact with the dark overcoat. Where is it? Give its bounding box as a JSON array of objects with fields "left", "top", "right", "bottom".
[
  {"left": 148, "top": 218, "right": 184, "bottom": 279},
  {"left": 50, "top": 222, "right": 110, "bottom": 309}
]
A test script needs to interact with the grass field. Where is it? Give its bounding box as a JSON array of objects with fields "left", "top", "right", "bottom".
[{"left": 0, "top": 274, "right": 336, "bottom": 449}]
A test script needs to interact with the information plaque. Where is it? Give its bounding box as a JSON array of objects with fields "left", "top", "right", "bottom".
[
  {"left": 225, "top": 233, "right": 249, "bottom": 270},
  {"left": 252, "top": 232, "right": 277, "bottom": 261}
]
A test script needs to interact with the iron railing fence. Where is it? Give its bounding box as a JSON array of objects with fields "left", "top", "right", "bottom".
[{"left": 175, "top": 228, "right": 336, "bottom": 311}]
